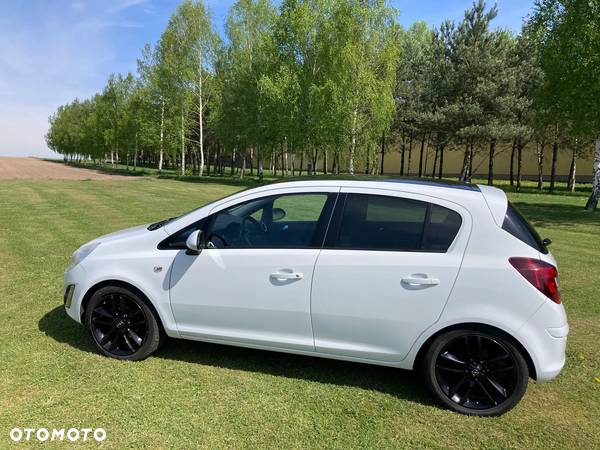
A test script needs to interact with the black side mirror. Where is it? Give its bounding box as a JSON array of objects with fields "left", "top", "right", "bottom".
[
  {"left": 272, "top": 207, "right": 286, "bottom": 221},
  {"left": 542, "top": 237, "right": 552, "bottom": 247}
]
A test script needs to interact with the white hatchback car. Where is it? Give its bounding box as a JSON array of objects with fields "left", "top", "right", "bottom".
[{"left": 64, "top": 179, "right": 568, "bottom": 415}]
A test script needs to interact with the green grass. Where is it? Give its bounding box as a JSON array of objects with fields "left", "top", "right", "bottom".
[{"left": 0, "top": 177, "right": 599, "bottom": 449}]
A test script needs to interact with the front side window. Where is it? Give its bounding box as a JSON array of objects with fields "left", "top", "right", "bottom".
[
  {"left": 330, "top": 193, "right": 462, "bottom": 252},
  {"left": 204, "top": 193, "right": 332, "bottom": 249}
]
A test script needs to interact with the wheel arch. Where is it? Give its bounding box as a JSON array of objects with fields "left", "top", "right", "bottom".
[
  {"left": 413, "top": 322, "right": 537, "bottom": 380},
  {"left": 80, "top": 279, "right": 167, "bottom": 336}
]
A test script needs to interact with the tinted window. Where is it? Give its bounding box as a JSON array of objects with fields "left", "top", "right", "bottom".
[
  {"left": 332, "top": 194, "right": 461, "bottom": 252},
  {"left": 502, "top": 202, "right": 548, "bottom": 254},
  {"left": 422, "top": 204, "right": 463, "bottom": 251},
  {"left": 204, "top": 193, "right": 331, "bottom": 249}
]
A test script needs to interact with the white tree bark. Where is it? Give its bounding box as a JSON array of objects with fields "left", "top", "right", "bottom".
[
  {"left": 198, "top": 65, "right": 205, "bottom": 177},
  {"left": 159, "top": 98, "right": 165, "bottom": 172},
  {"left": 181, "top": 107, "right": 186, "bottom": 176},
  {"left": 585, "top": 137, "right": 600, "bottom": 210},
  {"left": 349, "top": 108, "right": 357, "bottom": 175},
  {"left": 134, "top": 130, "right": 138, "bottom": 171}
]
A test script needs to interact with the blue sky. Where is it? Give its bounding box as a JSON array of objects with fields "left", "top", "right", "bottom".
[{"left": 0, "top": 0, "right": 534, "bottom": 157}]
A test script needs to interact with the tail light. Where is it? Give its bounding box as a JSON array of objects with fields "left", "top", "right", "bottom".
[{"left": 509, "top": 257, "right": 561, "bottom": 304}]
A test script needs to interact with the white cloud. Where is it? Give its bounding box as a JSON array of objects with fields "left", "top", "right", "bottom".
[{"left": 108, "top": 0, "right": 149, "bottom": 14}]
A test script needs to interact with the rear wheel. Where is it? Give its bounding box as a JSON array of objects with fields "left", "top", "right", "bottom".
[
  {"left": 423, "top": 329, "right": 528, "bottom": 416},
  {"left": 85, "top": 286, "right": 162, "bottom": 361}
]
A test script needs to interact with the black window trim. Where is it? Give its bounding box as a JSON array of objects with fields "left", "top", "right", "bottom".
[
  {"left": 501, "top": 202, "right": 548, "bottom": 254},
  {"left": 323, "top": 192, "right": 463, "bottom": 254},
  {"left": 158, "top": 191, "right": 339, "bottom": 251}
]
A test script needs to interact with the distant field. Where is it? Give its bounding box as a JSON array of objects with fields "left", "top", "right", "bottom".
[
  {"left": 0, "top": 157, "right": 134, "bottom": 180},
  {"left": 0, "top": 177, "right": 599, "bottom": 448}
]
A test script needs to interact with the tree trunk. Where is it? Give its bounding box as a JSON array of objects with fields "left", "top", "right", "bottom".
[
  {"left": 407, "top": 137, "right": 413, "bottom": 177},
  {"left": 550, "top": 132, "right": 559, "bottom": 193},
  {"left": 230, "top": 148, "right": 236, "bottom": 176},
  {"left": 240, "top": 150, "right": 246, "bottom": 179},
  {"left": 584, "top": 137, "right": 600, "bottom": 210},
  {"left": 466, "top": 143, "right": 474, "bottom": 182},
  {"left": 299, "top": 152, "right": 304, "bottom": 177},
  {"left": 536, "top": 142, "right": 545, "bottom": 190},
  {"left": 432, "top": 145, "right": 438, "bottom": 178},
  {"left": 133, "top": 130, "right": 138, "bottom": 171},
  {"left": 158, "top": 99, "right": 165, "bottom": 172},
  {"left": 323, "top": 148, "right": 328, "bottom": 174},
  {"left": 249, "top": 148, "right": 254, "bottom": 176},
  {"left": 380, "top": 132, "right": 385, "bottom": 175},
  {"left": 180, "top": 107, "right": 185, "bottom": 176},
  {"left": 487, "top": 140, "right": 496, "bottom": 185},
  {"left": 400, "top": 138, "right": 405, "bottom": 176},
  {"left": 349, "top": 109, "right": 357, "bottom": 174},
  {"left": 438, "top": 144, "right": 444, "bottom": 179},
  {"left": 509, "top": 139, "right": 516, "bottom": 186},
  {"left": 516, "top": 141, "right": 524, "bottom": 191},
  {"left": 207, "top": 147, "right": 211, "bottom": 176},
  {"left": 567, "top": 146, "right": 577, "bottom": 192},
  {"left": 418, "top": 135, "right": 426, "bottom": 178},
  {"left": 197, "top": 62, "right": 205, "bottom": 176},
  {"left": 459, "top": 143, "right": 470, "bottom": 181}
]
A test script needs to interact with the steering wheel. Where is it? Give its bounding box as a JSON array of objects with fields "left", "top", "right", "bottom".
[{"left": 241, "top": 216, "right": 266, "bottom": 246}]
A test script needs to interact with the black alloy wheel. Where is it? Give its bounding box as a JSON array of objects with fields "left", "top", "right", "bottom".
[
  {"left": 85, "top": 286, "right": 162, "bottom": 361},
  {"left": 423, "top": 329, "right": 529, "bottom": 416}
]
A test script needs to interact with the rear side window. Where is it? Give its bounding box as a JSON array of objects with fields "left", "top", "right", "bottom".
[
  {"left": 502, "top": 202, "right": 548, "bottom": 254},
  {"left": 331, "top": 194, "right": 462, "bottom": 252}
]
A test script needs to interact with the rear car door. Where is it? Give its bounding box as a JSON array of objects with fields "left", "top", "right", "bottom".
[{"left": 311, "top": 188, "right": 471, "bottom": 362}]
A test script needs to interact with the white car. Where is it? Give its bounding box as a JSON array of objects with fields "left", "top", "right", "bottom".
[{"left": 63, "top": 179, "right": 568, "bottom": 416}]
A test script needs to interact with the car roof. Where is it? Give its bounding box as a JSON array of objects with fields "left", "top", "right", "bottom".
[{"left": 257, "top": 176, "right": 480, "bottom": 192}]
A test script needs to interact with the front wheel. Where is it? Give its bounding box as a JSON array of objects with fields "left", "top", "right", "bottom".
[
  {"left": 84, "top": 286, "right": 162, "bottom": 361},
  {"left": 423, "top": 329, "right": 529, "bottom": 416}
]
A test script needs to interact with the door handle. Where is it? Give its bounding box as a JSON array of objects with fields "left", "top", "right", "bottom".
[
  {"left": 401, "top": 276, "right": 440, "bottom": 286},
  {"left": 270, "top": 271, "right": 304, "bottom": 281}
]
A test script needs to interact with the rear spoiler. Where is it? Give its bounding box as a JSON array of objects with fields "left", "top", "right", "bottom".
[{"left": 477, "top": 185, "right": 508, "bottom": 227}]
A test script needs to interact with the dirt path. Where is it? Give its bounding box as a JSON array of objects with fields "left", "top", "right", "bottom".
[{"left": 0, "top": 158, "right": 135, "bottom": 180}]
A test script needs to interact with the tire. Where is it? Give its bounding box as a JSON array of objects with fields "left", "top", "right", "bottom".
[
  {"left": 84, "top": 285, "right": 162, "bottom": 361},
  {"left": 423, "top": 328, "right": 529, "bottom": 416}
]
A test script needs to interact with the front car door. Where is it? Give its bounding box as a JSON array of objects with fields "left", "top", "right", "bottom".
[
  {"left": 167, "top": 187, "right": 338, "bottom": 351},
  {"left": 311, "top": 188, "right": 471, "bottom": 362}
]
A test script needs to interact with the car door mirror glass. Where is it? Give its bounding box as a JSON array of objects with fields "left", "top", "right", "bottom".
[{"left": 272, "top": 207, "right": 286, "bottom": 221}]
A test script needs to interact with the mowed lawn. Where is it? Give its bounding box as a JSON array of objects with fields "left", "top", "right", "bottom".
[{"left": 0, "top": 177, "right": 599, "bottom": 449}]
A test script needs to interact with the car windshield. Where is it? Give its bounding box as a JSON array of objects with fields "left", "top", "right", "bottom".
[{"left": 149, "top": 186, "right": 257, "bottom": 230}]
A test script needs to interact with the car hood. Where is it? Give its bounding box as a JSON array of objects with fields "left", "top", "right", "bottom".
[{"left": 90, "top": 223, "right": 154, "bottom": 245}]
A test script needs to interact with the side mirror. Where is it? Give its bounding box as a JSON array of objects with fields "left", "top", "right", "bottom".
[
  {"left": 542, "top": 237, "right": 552, "bottom": 247},
  {"left": 185, "top": 229, "right": 205, "bottom": 254},
  {"left": 272, "top": 207, "right": 286, "bottom": 221}
]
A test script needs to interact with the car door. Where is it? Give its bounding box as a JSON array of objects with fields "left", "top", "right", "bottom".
[
  {"left": 169, "top": 187, "right": 338, "bottom": 351},
  {"left": 311, "top": 188, "right": 471, "bottom": 362}
]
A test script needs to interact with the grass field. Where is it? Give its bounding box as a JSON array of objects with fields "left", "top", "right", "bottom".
[{"left": 1, "top": 176, "right": 599, "bottom": 448}]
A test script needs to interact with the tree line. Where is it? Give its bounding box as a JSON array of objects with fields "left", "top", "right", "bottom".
[{"left": 46, "top": 0, "right": 600, "bottom": 210}]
